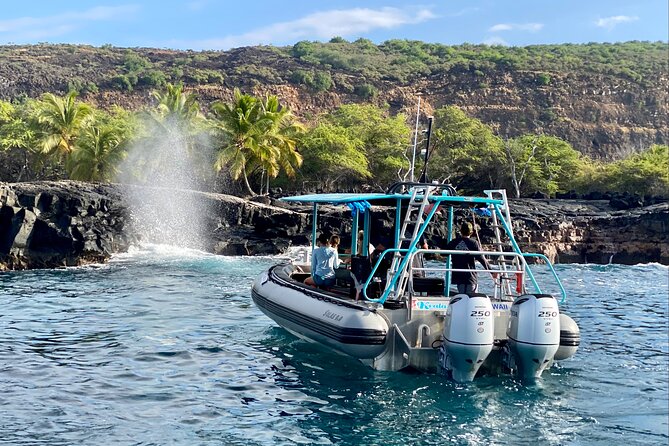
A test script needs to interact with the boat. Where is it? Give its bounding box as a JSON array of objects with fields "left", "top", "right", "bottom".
[{"left": 252, "top": 181, "right": 580, "bottom": 382}]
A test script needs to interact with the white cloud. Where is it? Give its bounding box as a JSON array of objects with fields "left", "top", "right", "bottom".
[
  {"left": 595, "top": 15, "right": 639, "bottom": 30},
  {"left": 489, "top": 23, "right": 543, "bottom": 33},
  {"left": 177, "top": 7, "right": 436, "bottom": 50},
  {"left": 0, "top": 5, "right": 139, "bottom": 41},
  {"left": 484, "top": 36, "right": 508, "bottom": 46}
]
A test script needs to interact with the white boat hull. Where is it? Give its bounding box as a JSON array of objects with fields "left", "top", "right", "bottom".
[{"left": 252, "top": 264, "right": 389, "bottom": 359}]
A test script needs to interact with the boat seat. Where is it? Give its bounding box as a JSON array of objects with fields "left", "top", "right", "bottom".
[{"left": 335, "top": 266, "right": 354, "bottom": 287}]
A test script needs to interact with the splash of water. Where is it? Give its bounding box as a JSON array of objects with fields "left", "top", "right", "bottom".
[{"left": 117, "top": 116, "right": 214, "bottom": 250}]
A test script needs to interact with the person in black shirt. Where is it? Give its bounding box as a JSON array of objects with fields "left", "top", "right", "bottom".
[{"left": 445, "top": 222, "right": 494, "bottom": 294}]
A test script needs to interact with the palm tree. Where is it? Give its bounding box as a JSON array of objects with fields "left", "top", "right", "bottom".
[
  {"left": 258, "top": 95, "right": 304, "bottom": 194},
  {"left": 130, "top": 83, "right": 211, "bottom": 188},
  {"left": 68, "top": 125, "right": 126, "bottom": 181},
  {"left": 34, "top": 91, "right": 93, "bottom": 159},
  {"left": 211, "top": 89, "right": 303, "bottom": 196},
  {"left": 211, "top": 89, "right": 263, "bottom": 196},
  {"left": 149, "top": 83, "right": 201, "bottom": 131}
]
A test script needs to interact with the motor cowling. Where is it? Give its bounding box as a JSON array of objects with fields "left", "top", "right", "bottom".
[
  {"left": 507, "top": 294, "right": 560, "bottom": 380},
  {"left": 440, "top": 293, "right": 494, "bottom": 382},
  {"left": 554, "top": 314, "right": 580, "bottom": 361}
]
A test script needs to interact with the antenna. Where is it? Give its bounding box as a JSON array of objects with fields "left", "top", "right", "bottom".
[
  {"left": 409, "top": 95, "right": 421, "bottom": 182},
  {"left": 418, "top": 116, "right": 433, "bottom": 183}
]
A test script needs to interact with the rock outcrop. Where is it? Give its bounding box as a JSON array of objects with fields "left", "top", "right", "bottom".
[
  {"left": 0, "top": 182, "right": 135, "bottom": 269},
  {"left": 0, "top": 181, "right": 666, "bottom": 270}
]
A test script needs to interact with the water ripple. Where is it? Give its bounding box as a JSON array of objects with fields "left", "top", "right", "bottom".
[{"left": 0, "top": 249, "right": 667, "bottom": 444}]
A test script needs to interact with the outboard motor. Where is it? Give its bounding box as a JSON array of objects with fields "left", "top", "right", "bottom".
[
  {"left": 554, "top": 314, "right": 580, "bottom": 360},
  {"left": 506, "top": 294, "right": 560, "bottom": 380},
  {"left": 440, "top": 293, "right": 494, "bottom": 382}
]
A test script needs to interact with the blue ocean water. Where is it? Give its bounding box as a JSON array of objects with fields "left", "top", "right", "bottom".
[{"left": 0, "top": 245, "right": 667, "bottom": 445}]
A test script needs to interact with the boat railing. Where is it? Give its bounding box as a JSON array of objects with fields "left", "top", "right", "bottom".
[
  {"left": 522, "top": 253, "right": 567, "bottom": 304},
  {"left": 363, "top": 248, "right": 567, "bottom": 304}
]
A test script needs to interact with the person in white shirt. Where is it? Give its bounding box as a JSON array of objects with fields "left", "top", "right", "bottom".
[{"left": 305, "top": 233, "right": 340, "bottom": 288}]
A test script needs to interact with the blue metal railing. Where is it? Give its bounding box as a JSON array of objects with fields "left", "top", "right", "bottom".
[
  {"left": 522, "top": 253, "right": 567, "bottom": 304},
  {"left": 362, "top": 249, "right": 567, "bottom": 305}
]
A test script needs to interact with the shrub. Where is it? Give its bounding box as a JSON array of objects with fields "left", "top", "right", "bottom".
[
  {"left": 123, "top": 51, "right": 151, "bottom": 72},
  {"left": 536, "top": 72, "right": 551, "bottom": 85},
  {"left": 311, "top": 71, "right": 332, "bottom": 92},
  {"left": 290, "top": 69, "right": 313, "bottom": 85},
  {"left": 353, "top": 83, "right": 377, "bottom": 99},
  {"left": 110, "top": 74, "right": 133, "bottom": 91},
  {"left": 138, "top": 70, "right": 167, "bottom": 88}
]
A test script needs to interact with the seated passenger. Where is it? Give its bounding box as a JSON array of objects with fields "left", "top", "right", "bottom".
[
  {"left": 357, "top": 230, "right": 375, "bottom": 257},
  {"left": 305, "top": 233, "right": 340, "bottom": 288}
]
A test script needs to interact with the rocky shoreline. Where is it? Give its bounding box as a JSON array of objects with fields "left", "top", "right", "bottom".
[{"left": 0, "top": 181, "right": 667, "bottom": 270}]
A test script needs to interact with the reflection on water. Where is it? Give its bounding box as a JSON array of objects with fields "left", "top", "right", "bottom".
[{"left": 0, "top": 247, "right": 667, "bottom": 445}]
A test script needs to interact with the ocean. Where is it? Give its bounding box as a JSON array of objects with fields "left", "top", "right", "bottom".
[{"left": 0, "top": 245, "right": 667, "bottom": 445}]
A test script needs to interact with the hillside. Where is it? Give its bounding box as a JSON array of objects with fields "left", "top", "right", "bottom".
[{"left": 0, "top": 40, "right": 667, "bottom": 159}]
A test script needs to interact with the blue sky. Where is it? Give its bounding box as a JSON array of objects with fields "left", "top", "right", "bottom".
[{"left": 0, "top": 1, "right": 666, "bottom": 50}]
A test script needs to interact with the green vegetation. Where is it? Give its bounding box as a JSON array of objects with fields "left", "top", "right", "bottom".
[
  {"left": 285, "top": 40, "right": 666, "bottom": 85},
  {"left": 0, "top": 40, "right": 664, "bottom": 195},
  {"left": 211, "top": 89, "right": 303, "bottom": 195}
]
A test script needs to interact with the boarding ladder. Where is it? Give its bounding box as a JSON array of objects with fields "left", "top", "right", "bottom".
[
  {"left": 386, "top": 185, "right": 435, "bottom": 300},
  {"left": 484, "top": 189, "right": 522, "bottom": 297}
]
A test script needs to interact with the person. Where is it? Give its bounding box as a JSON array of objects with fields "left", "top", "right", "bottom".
[
  {"left": 329, "top": 235, "right": 340, "bottom": 252},
  {"left": 412, "top": 238, "right": 428, "bottom": 278},
  {"left": 357, "top": 230, "right": 375, "bottom": 257},
  {"left": 305, "top": 233, "right": 340, "bottom": 288},
  {"left": 370, "top": 240, "right": 391, "bottom": 280},
  {"left": 445, "top": 222, "right": 494, "bottom": 294}
]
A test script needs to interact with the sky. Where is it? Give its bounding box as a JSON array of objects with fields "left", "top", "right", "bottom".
[{"left": 0, "top": 1, "right": 667, "bottom": 50}]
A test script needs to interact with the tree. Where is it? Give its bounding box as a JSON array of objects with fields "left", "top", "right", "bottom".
[
  {"left": 127, "top": 83, "right": 211, "bottom": 188},
  {"left": 503, "top": 135, "right": 583, "bottom": 197},
  {"left": 33, "top": 91, "right": 93, "bottom": 159},
  {"left": 256, "top": 95, "right": 304, "bottom": 194},
  {"left": 323, "top": 104, "right": 411, "bottom": 189},
  {"left": 211, "top": 89, "right": 303, "bottom": 196},
  {"left": 613, "top": 144, "right": 669, "bottom": 196},
  {"left": 429, "top": 106, "right": 505, "bottom": 192},
  {"left": 67, "top": 125, "right": 126, "bottom": 181},
  {"left": 150, "top": 83, "right": 201, "bottom": 130},
  {"left": 299, "top": 123, "right": 371, "bottom": 190},
  {"left": 66, "top": 107, "right": 137, "bottom": 182},
  {"left": 0, "top": 100, "right": 40, "bottom": 181},
  {"left": 503, "top": 137, "right": 540, "bottom": 198},
  {"left": 0, "top": 100, "right": 35, "bottom": 152}
]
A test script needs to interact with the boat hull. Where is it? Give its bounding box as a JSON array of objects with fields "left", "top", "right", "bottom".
[{"left": 252, "top": 264, "right": 389, "bottom": 359}]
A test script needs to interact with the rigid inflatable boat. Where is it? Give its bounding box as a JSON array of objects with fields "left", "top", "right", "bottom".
[{"left": 252, "top": 183, "right": 580, "bottom": 382}]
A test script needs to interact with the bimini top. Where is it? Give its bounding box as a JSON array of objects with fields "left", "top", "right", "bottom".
[
  {"left": 280, "top": 192, "right": 504, "bottom": 206},
  {"left": 281, "top": 192, "right": 396, "bottom": 204}
]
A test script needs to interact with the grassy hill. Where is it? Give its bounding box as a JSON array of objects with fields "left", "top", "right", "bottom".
[{"left": 0, "top": 40, "right": 666, "bottom": 159}]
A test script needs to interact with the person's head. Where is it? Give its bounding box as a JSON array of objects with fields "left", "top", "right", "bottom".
[
  {"left": 460, "top": 222, "right": 473, "bottom": 237},
  {"left": 419, "top": 238, "right": 428, "bottom": 249},
  {"left": 329, "top": 235, "right": 340, "bottom": 248},
  {"left": 317, "top": 233, "right": 329, "bottom": 246}
]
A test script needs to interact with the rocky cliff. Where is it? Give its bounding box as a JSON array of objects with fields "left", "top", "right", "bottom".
[
  {"left": 0, "top": 181, "right": 666, "bottom": 270},
  {"left": 0, "top": 43, "right": 666, "bottom": 160}
]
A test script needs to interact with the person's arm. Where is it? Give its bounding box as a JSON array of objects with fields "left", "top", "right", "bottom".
[
  {"left": 333, "top": 249, "right": 340, "bottom": 268},
  {"left": 311, "top": 248, "right": 317, "bottom": 275},
  {"left": 474, "top": 240, "right": 495, "bottom": 275}
]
